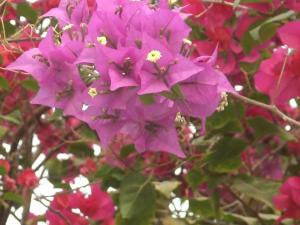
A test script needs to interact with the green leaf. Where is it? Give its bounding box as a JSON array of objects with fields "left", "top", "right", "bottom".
[
  {"left": 0, "top": 21, "right": 17, "bottom": 37},
  {"left": 259, "top": 23, "right": 280, "bottom": 43},
  {"left": 240, "top": 60, "right": 260, "bottom": 74},
  {"left": 0, "top": 76, "right": 10, "bottom": 91},
  {"left": 211, "top": 190, "right": 221, "bottom": 220},
  {"left": 46, "top": 159, "right": 69, "bottom": 185},
  {"left": 3, "top": 192, "right": 23, "bottom": 205},
  {"left": 248, "top": 117, "right": 277, "bottom": 137},
  {"left": 77, "top": 125, "right": 98, "bottom": 140},
  {"left": 0, "top": 110, "right": 22, "bottom": 125},
  {"left": 205, "top": 137, "right": 247, "bottom": 173},
  {"left": 47, "top": 109, "right": 63, "bottom": 122},
  {"left": 16, "top": 3, "right": 38, "bottom": 23},
  {"left": 185, "top": 169, "right": 204, "bottom": 190},
  {"left": 162, "top": 217, "right": 185, "bottom": 225},
  {"left": 0, "top": 166, "right": 6, "bottom": 175},
  {"left": 207, "top": 101, "right": 244, "bottom": 131},
  {"left": 22, "top": 78, "right": 39, "bottom": 92},
  {"left": 116, "top": 213, "right": 152, "bottom": 225},
  {"left": 241, "top": 31, "right": 257, "bottom": 54},
  {"left": 0, "top": 126, "right": 8, "bottom": 139},
  {"left": 120, "top": 173, "right": 156, "bottom": 219},
  {"left": 248, "top": 116, "right": 294, "bottom": 141},
  {"left": 224, "top": 212, "right": 259, "bottom": 225},
  {"left": 232, "top": 176, "right": 280, "bottom": 208},
  {"left": 68, "top": 142, "right": 93, "bottom": 158},
  {"left": 120, "top": 144, "right": 135, "bottom": 158},
  {"left": 190, "top": 198, "right": 215, "bottom": 219},
  {"left": 153, "top": 180, "right": 180, "bottom": 198},
  {"left": 162, "top": 85, "right": 184, "bottom": 100},
  {"left": 139, "top": 94, "right": 155, "bottom": 105},
  {"left": 249, "top": 10, "right": 294, "bottom": 41},
  {"left": 96, "top": 165, "right": 124, "bottom": 189}
]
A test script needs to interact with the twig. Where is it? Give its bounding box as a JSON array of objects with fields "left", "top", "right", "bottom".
[
  {"left": 225, "top": 185, "right": 267, "bottom": 225},
  {"left": 231, "top": 93, "right": 300, "bottom": 127},
  {"left": 252, "top": 142, "right": 286, "bottom": 170},
  {"left": 5, "top": 37, "right": 42, "bottom": 43},
  {"left": 33, "top": 193, "right": 72, "bottom": 225},
  {"left": 202, "top": 0, "right": 250, "bottom": 10},
  {"left": 9, "top": 107, "right": 49, "bottom": 155}
]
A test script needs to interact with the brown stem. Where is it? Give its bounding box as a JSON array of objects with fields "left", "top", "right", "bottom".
[
  {"left": 231, "top": 93, "right": 300, "bottom": 127},
  {"left": 4, "top": 37, "right": 42, "bottom": 43},
  {"left": 9, "top": 107, "right": 48, "bottom": 156}
]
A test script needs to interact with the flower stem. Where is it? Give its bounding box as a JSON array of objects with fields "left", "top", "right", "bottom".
[{"left": 230, "top": 93, "right": 300, "bottom": 127}]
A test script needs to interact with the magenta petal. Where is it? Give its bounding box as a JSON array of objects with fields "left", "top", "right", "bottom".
[
  {"left": 109, "top": 68, "right": 138, "bottom": 91},
  {"left": 7, "top": 48, "right": 47, "bottom": 80},
  {"left": 138, "top": 72, "right": 169, "bottom": 95},
  {"left": 168, "top": 59, "right": 203, "bottom": 86}
]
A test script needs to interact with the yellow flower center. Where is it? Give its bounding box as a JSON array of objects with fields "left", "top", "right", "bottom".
[
  {"left": 97, "top": 36, "right": 108, "bottom": 45},
  {"left": 146, "top": 50, "right": 162, "bottom": 63},
  {"left": 88, "top": 88, "right": 98, "bottom": 98}
]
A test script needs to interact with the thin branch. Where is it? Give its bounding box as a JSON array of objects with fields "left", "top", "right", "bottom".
[
  {"left": 252, "top": 142, "right": 286, "bottom": 170},
  {"left": 231, "top": 93, "right": 300, "bottom": 127},
  {"left": 202, "top": 0, "right": 250, "bottom": 10},
  {"left": 33, "top": 193, "right": 72, "bottom": 225},
  {"left": 10, "top": 107, "right": 49, "bottom": 155},
  {"left": 225, "top": 185, "right": 267, "bottom": 225},
  {"left": 5, "top": 37, "right": 42, "bottom": 43}
]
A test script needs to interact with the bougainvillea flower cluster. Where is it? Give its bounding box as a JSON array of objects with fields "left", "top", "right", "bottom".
[
  {"left": 273, "top": 177, "right": 300, "bottom": 222},
  {"left": 255, "top": 21, "right": 300, "bottom": 107},
  {"left": 46, "top": 184, "right": 114, "bottom": 225},
  {"left": 9, "top": 0, "right": 233, "bottom": 157}
]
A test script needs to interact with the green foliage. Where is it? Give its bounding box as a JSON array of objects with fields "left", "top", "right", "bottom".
[
  {"left": 205, "top": 137, "right": 247, "bottom": 173},
  {"left": 3, "top": 192, "right": 23, "bottom": 205},
  {"left": 68, "top": 142, "right": 94, "bottom": 158},
  {"left": 207, "top": 101, "right": 245, "bottom": 133},
  {"left": 119, "top": 173, "right": 156, "bottom": 221},
  {"left": 0, "top": 77, "right": 10, "bottom": 91},
  {"left": 232, "top": 175, "right": 280, "bottom": 208},
  {"left": 22, "top": 77, "right": 39, "bottom": 92},
  {"left": 46, "top": 159, "right": 70, "bottom": 187},
  {"left": 0, "top": 166, "right": 6, "bottom": 175},
  {"left": 153, "top": 180, "right": 181, "bottom": 198},
  {"left": 190, "top": 198, "right": 215, "bottom": 219},
  {"left": 0, "top": 126, "right": 8, "bottom": 139},
  {"left": 16, "top": 3, "right": 39, "bottom": 23},
  {"left": 248, "top": 116, "right": 295, "bottom": 141},
  {"left": 0, "top": 110, "right": 22, "bottom": 125}
]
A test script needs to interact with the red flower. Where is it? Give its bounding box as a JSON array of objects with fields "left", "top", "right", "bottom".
[
  {"left": 46, "top": 185, "right": 114, "bottom": 225},
  {"left": 78, "top": 184, "right": 115, "bottom": 222},
  {"left": 17, "top": 169, "right": 39, "bottom": 188},
  {"left": 255, "top": 47, "right": 300, "bottom": 107},
  {"left": 4, "top": 176, "right": 17, "bottom": 191},
  {"left": 0, "top": 159, "right": 11, "bottom": 174},
  {"left": 79, "top": 159, "right": 97, "bottom": 175},
  {"left": 46, "top": 193, "right": 88, "bottom": 225},
  {"left": 273, "top": 177, "right": 300, "bottom": 221},
  {"left": 286, "top": 0, "right": 300, "bottom": 11}
]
